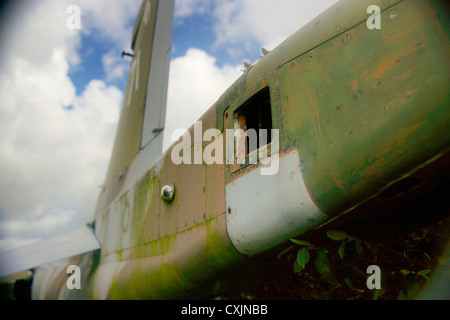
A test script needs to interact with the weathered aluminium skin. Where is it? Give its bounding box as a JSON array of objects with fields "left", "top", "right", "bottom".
[{"left": 32, "top": 0, "right": 449, "bottom": 299}]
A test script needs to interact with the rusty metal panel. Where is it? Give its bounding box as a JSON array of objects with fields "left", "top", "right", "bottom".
[
  {"left": 160, "top": 160, "right": 206, "bottom": 236},
  {"left": 276, "top": 0, "right": 450, "bottom": 215}
]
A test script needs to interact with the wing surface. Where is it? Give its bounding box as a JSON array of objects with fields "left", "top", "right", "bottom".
[{"left": 0, "top": 226, "right": 100, "bottom": 278}]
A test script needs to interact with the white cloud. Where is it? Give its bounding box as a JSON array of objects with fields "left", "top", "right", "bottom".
[
  {"left": 164, "top": 48, "right": 242, "bottom": 150},
  {"left": 0, "top": 0, "right": 132, "bottom": 251},
  {"left": 0, "top": 1, "right": 81, "bottom": 75},
  {"left": 172, "top": 0, "right": 339, "bottom": 67},
  {"left": 0, "top": 208, "right": 75, "bottom": 240},
  {"left": 212, "top": 0, "right": 339, "bottom": 54},
  {"left": 102, "top": 49, "right": 131, "bottom": 82},
  {"left": 175, "top": 0, "right": 211, "bottom": 18},
  {"left": 0, "top": 68, "right": 121, "bottom": 249},
  {"left": 74, "top": 0, "right": 141, "bottom": 49}
]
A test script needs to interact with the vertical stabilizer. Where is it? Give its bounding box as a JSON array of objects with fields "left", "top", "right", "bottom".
[{"left": 96, "top": 0, "right": 174, "bottom": 216}]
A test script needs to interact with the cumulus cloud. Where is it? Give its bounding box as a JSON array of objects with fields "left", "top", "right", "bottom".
[
  {"left": 172, "top": 0, "right": 338, "bottom": 61},
  {"left": 175, "top": 0, "right": 211, "bottom": 18},
  {"left": 172, "top": 0, "right": 339, "bottom": 67},
  {"left": 102, "top": 49, "right": 131, "bottom": 82},
  {"left": 212, "top": 0, "right": 339, "bottom": 53},
  {"left": 164, "top": 48, "right": 242, "bottom": 150},
  {"left": 74, "top": 0, "right": 141, "bottom": 49},
  {"left": 0, "top": 0, "right": 81, "bottom": 75},
  {"left": 0, "top": 71, "right": 122, "bottom": 251},
  {"left": 0, "top": 0, "right": 133, "bottom": 252}
]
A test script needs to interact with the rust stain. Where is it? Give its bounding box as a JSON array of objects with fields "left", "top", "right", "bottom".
[
  {"left": 349, "top": 78, "right": 358, "bottom": 91},
  {"left": 366, "top": 41, "right": 425, "bottom": 82},
  {"left": 305, "top": 85, "right": 345, "bottom": 190},
  {"left": 398, "top": 68, "right": 418, "bottom": 82},
  {"left": 366, "top": 57, "right": 397, "bottom": 81},
  {"left": 288, "top": 93, "right": 297, "bottom": 115},
  {"left": 305, "top": 85, "right": 323, "bottom": 143},
  {"left": 364, "top": 121, "right": 424, "bottom": 179},
  {"left": 328, "top": 161, "right": 345, "bottom": 190}
]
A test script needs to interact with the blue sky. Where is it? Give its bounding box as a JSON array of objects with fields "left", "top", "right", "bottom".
[
  {"left": 0, "top": 0, "right": 338, "bottom": 252},
  {"left": 173, "top": 10, "right": 218, "bottom": 59},
  {"left": 68, "top": 1, "right": 265, "bottom": 96},
  {"left": 66, "top": 5, "right": 224, "bottom": 99},
  {"left": 69, "top": 35, "right": 117, "bottom": 96}
]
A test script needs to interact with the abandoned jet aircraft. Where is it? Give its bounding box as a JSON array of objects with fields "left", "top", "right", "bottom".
[{"left": 0, "top": 0, "right": 448, "bottom": 299}]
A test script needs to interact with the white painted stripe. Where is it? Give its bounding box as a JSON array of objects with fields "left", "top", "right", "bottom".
[{"left": 225, "top": 150, "right": 327, "bottom": 256}]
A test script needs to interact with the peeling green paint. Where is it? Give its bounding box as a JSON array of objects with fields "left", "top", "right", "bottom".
[{"left": 276, "top": 0, "right": 449, "bottom": 214}]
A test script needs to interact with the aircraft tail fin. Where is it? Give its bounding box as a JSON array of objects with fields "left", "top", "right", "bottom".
[{"left": 96, "top": 0, "right": 175, "bottom": 217}]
